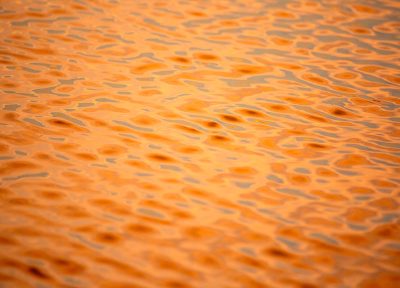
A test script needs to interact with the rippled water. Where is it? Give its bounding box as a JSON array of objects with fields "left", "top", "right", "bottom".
[{"left": 0, "top": 0, "right": 399, "bottom": 287}]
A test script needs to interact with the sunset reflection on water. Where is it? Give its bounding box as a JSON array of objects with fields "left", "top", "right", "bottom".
[{"left": 0, "top": 0, "right": 399, "bottom": 287}]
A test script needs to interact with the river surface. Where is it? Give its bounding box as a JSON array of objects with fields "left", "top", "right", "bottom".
[{"left": 0, "top": 0, "right": 399, "bottom": 287}]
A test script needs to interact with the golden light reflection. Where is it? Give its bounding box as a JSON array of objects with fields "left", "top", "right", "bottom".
[{"left": 0, "top": 0, "right": 399, "bottom": 287}]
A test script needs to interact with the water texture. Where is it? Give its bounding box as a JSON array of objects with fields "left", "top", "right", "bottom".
[{"left": 0, "top": 0, "right": 399, "bottom": 287}]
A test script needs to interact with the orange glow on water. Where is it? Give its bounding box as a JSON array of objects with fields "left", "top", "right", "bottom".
[{"left": 0, "top": 0, "right": 399, "bottom": 287}]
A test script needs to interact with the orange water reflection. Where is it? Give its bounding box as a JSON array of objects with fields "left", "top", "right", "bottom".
[{"left": 0, "top": 0, "right": 399, "bottom": 287}]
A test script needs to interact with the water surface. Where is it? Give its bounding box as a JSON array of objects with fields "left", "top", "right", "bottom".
[{"left": 0, "top": 0, "right": 399, "bottom": 287}]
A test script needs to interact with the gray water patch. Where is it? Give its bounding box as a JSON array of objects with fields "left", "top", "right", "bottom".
[
  {"left": 147, "top": 38, "right": 178, "bottom": 45},
  {"left": 234, "top": 182, "right": 253, "bottom": 189},
  {"left": 22, "top": 67, "right": 41, "bottom": 73},
  {"left": 144, "top": 17, "right": 176, "bottom": 31},
  {"left": 135, "top": 173, "right": 152, "bottom": 177},
  {"left": 3, "top": 172, "right": 49, "bottom": 181},
  {"left": 137, "top": 208, "right": 165, "bottom": 219},
  {"left": 190, "top": 198, "right": 208, "bottom": 206},
  {"left": 239, "top": 247, "right": 256, "bottom": 256},
  {"left": 96, "top": 97, "right": 118, "bottom": 103},
  {"left": 3, "top": 104, "right": 20, "bottom": 111},
  {"left": 309, "top": 233, "right": 339, "bottom": 245},
  {"left": 12, "top": 16, "right": 78, "bottom": 27},
  {"left": 51, "top": 112, "right": 86, "bottom": 127},
  {"left": 237, "top": 200, "right": 256, "bottom": 207},
  {"left": 69, "top": 233, "right": 103, "bottom": 250},
  {"left": 113, "top": 120, "right": 153, "bottom": 132},
  {"left": 105, "top": 158, "right": 116, "bottom": 164},
  {"left": 33, "top": 85, "right": 68, "bottom": 97},
  {"left": 266, "top": 174, "right": 284, "bottom": 184},
  {"left": 0, "top": 157, "right": 14, "bottom": 160},
  {"left": 345, "top": 144, "right": 377, "bottom": 152},
  {"left": 160, "top": 164, "right": 182, "bottom": 172},
  {"left": 277, "top": 188, "right": 316, "bottom": 199},
  {"left": 78, "top": 102, "right": 94, "bottom": 107},
  {"left": 372, "top": 213, "right": 399, "bottom": 224},
  {"left": 103, "top": 33, "right": 135, "bottom": 44},
  {"left": 96, "top": 44, "right": 117, "bottom": 50},
  {"left": 4, "top": 91, "right": 36, "bottom": 97},
  {"left": 294, "top": 168, "right": 311, "bottom": 174},
  {"left": 383, "top": 242, "right": 400, "bottom": 251},
  {"left": 104, "top": 82, "right": 127, "bottom": 88},
  {"left": 335, "top": 169, "right": 359, "bottom": 176},
  {"left": 313, "top": 129, "right": 339, "bottom": 138},
  {"left": 276, "top": 236, "right": 300, "bottom": 251},
  {"left": 47, "top": 29, "right": 65, "bottom": 34},
  {"left": 119, "top": 133, "right": 138, "bottom": 141},
  {"left": 310, "top": 159, "right": 329, "bottom": 166},
  {"left": 347, "top": 224, "right": 368, "bottom": 231},
  {"left": 55, "top": 153, "right": 69, "bottom": 160},
  {"left": 23, "top": 118, "right": 44, "bottom": 127},
  {"left": 183, "top": 177, "right": 200, "bottom": 184},
  {"left": 218, "top": 208, "right": 236, "bottom": 214},
  {"left": 67, "top": 34, "right": 87, "bottom": 41},
  {"left": 372, "top": 141, "right": 400, "bottom": 149}
]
